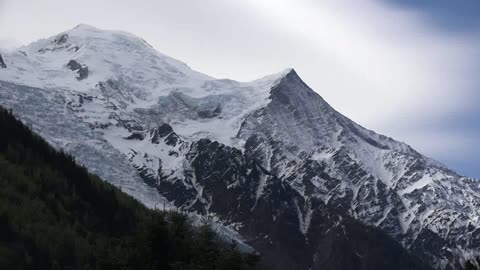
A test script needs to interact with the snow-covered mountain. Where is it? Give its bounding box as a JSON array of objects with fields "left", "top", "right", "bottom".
[{"left": 0, "top": 24, "right": 478, "bottom": 269}]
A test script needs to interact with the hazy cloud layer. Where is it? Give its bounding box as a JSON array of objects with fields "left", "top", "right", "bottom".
[{"left": 0, "top": 0, "right": 479, "bottom": 176}]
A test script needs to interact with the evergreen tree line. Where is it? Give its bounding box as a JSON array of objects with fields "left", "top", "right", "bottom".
[
  {"left": 0, "top": 107, "right": 259, "bottom": 270},
  {"left": 465, "top": 259, "right": 480, "bottom": 270}
]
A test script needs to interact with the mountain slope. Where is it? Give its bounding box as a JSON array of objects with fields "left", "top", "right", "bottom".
[
  {"left": 0, "top": 24, "right": 477, "bottom": 269},
  {"left": 0, "top": 81, "right": 431, "bottom": 270},
  {"left": 0, "top": 106, "right": 260, "bottom": 270}
]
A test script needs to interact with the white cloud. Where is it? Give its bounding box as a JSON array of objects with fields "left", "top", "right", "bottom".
[{"left": 392, "top": 128, "right": 478, "bottom": 161}]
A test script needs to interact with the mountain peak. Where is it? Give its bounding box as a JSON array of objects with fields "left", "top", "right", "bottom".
[
  {"left": 63, "top": 24, "right": 141, "bottom": 44},
  {"left": 280, "top": 67, "right": 295, "bottom": 76},
  {"left": 283, "top": 67, "right": 296, "bottom": 76},
  {"left": 268, "top": 67, "right": 314, "bottom": 98},
  {"left": 1, "top": 24, "right": 211, "bottom": 93},
  {"left": 271, "top": 68, "right": 297, "bottom": 82},
  {"left": 279, "top": 68, "right": 305, "bottom": 85},
  {"left": 73, "top": 23, "right": 98, "bottom": 31},
  {"left": 250, "top": 68, "right": 297, "bottom": 90}
]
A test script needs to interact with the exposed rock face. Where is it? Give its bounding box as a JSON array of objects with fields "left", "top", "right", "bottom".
[
  {"left": 150, "top": 124, "right": 175, "bottom": 144},
  {"left": 0, "top": 25, "right": 478, "bottom": 270},
  {"left": 198, "top": 104, "right": 222, "bottom": 119},
  {"left": 133, "top": 137, "right": 432, "bottom": 270},
  {"left": 67, "top": 60, "right": 88, "bottom": 80},
  {"left": 54, "top": 33, "right": 69, "bottom": 45},
  {"left": 0, "top": 54, "right": 6, "bottom": 69}
]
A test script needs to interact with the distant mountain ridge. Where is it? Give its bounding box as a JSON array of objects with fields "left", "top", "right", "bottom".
[{"left": 0, "top": 24, "right": 478, "bottom": 269}]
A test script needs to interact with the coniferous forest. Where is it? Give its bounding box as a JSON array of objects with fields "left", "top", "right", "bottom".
[{"left": 0, "top": 107, "right": 259, "bottom": 270}]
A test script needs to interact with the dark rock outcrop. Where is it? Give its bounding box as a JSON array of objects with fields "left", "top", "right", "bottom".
[
  {"left": 54, "top": 34, "right": 69, "bottom": 45},
  {"left": 67, "top": 60, "right": 88, "bottom": 80},
  {"left": 0, "top": 54, "right": 6, "bottom": 69},
  {"left": 150, "top": 124, "right": 174, "bottom": 143},
  {"left": 198, "top": 104, "right": 222, "bottom": 118},
  {"left": 125, "top": 132, "right": 145, "bottom": 141}
]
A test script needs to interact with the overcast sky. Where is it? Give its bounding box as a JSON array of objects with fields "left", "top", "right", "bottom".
[{"left": 0, "top": 0, "right": 479, "bottom": 177}]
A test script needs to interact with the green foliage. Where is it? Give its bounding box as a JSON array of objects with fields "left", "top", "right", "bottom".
[{"left": 0, "top": 107, "right": 259, "bottom": 270}]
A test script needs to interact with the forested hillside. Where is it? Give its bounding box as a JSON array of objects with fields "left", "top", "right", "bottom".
[{"left": 0, "top": 106, "right": 258, "bottom": 270}]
